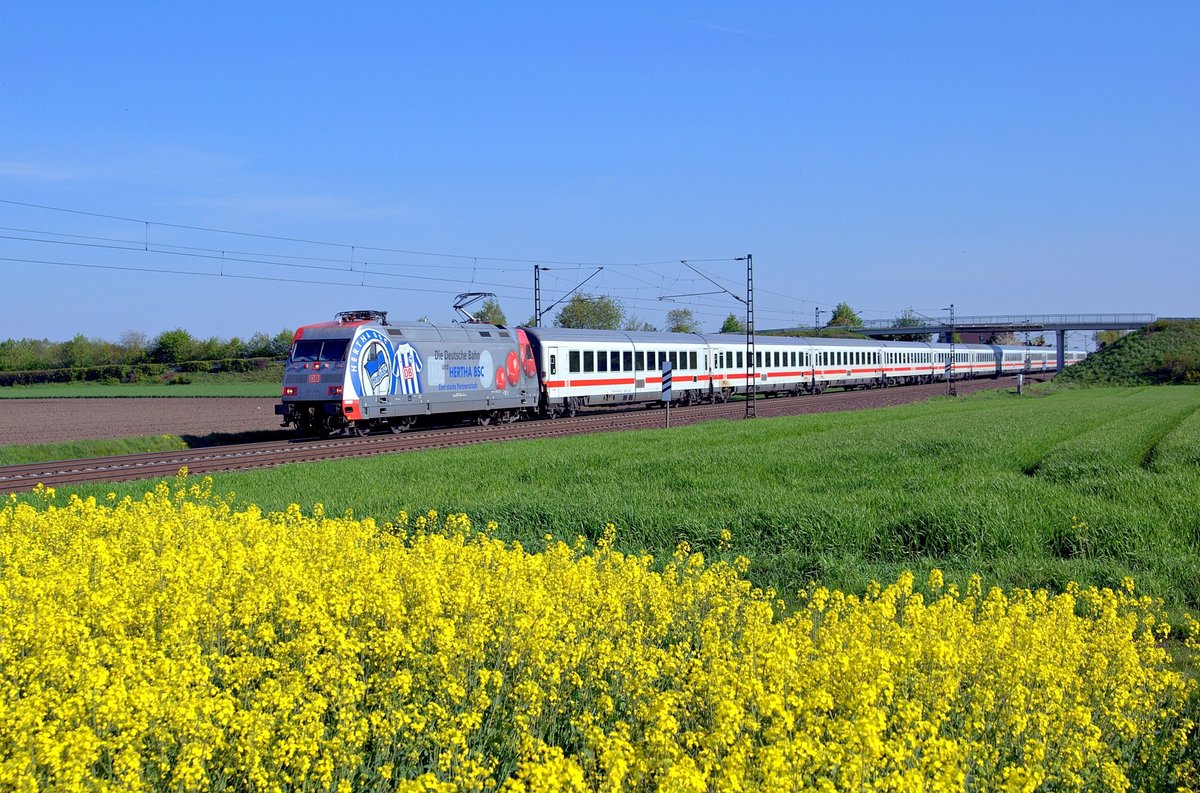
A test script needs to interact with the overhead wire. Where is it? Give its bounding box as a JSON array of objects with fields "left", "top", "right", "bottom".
[{"left": 1, "top": 198, "right": 884, "bottom": 327}]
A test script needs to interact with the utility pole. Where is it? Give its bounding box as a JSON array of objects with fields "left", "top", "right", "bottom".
[
  {"left": 534, "top": 266, "right": 602, "bottom": 328},
  {"left": 815, "top": 307, "right": 821, "bottom": 330},
  {"left": 945, "top": 303, "right": 956, "bottom": 397},
  {"left": 675, "top": 255, "right": 756, "bottom": 419},
  {"left": 738, "top": 254, "right": 755, "bottom": 418},
  {"left": 533, "top": 265, "right": 543, "bottom": 326}
]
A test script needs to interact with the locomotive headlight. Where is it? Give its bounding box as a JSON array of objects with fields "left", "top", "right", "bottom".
[
  {"left": 328, "top": 385, "right": 343, "bottom": 396},
  {"left": 283, "top": 386, "right": 298, "bottom": 396}
]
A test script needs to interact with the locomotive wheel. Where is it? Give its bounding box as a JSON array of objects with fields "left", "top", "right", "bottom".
[
  {"left": 476, "top": 412, "right": 494, "bottom": 426},
  {"left": 349, "top": 423, "right": 369, "bottom": 437}
]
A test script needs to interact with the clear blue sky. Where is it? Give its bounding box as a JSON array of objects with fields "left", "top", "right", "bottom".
[{"left": 3, "top": 3, "right": 1196, "bottom": 346}]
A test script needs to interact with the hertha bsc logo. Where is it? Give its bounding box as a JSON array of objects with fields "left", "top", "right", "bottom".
[{"left": 348, "top": 329, "right": 396, "bottom": 398}]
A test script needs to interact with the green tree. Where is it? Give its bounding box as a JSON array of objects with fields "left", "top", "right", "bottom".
[
  {"left": 623, "top": 316, "right": 657, "bottom": 332},
  {"left": 1095, "top": 329, "right": 1128, "bottom": 349},
  {"left": 195, "top": 336, "right": 225, "bottom": 361},
  {"left": 0, "top": 338, "right": 61, "bottom": 371},
  {"left": 119, "top": 330, "right": 149, "bottom": 364},
  {"left": 827, "top": 302, "right": 863, "bottom": 328},
  {"left": 666, "top": 308, "right": 701, "bottom": 334},
  {"left": 245, "top": 332, "right": 274, "bottom": 358},
  {"left": 271, "top": 329, "right": 296, "bottom": 358},
  {"left": 150, "top": 328, "right": 196, "bottom": 364},
  {"left": 879, "top": 308, "right": 931, "bottom": 342},
  {"left": 475, "top": 297, "right": 508, "bottom": 326},
  {"left": 719, "top": 313, "right": 746, "bottom": 334},
  {"left": 57, "top": 334, "right": 106, "bottom": 368},
  {"left": 554, "top": 293, "right": 625, "bottom": 330}
]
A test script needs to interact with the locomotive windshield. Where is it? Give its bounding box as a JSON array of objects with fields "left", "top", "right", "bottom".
[{"left": 290, "top": 338, "right": 350, "bottom": 363}]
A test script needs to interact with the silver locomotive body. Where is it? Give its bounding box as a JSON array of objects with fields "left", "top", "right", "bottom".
[{"left": 276, "top": 310, "right": 535, "bottom": 435}]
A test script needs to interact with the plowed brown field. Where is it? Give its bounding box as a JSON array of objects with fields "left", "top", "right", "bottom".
[{"left": 0, "top": 398, "right": 283, "bottom": 445}]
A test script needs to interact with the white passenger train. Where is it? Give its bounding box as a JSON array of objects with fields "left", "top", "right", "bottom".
[
  {"left": 523, "top": 328, "right": 1084, "bottom": 417},
  {"left": 276, "top": 310, "right": 1085, "bottom": 434}
]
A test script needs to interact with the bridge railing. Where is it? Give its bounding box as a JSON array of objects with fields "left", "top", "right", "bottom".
[{"left": 857, "top": 313, "right": 1156, "bottom": 329}]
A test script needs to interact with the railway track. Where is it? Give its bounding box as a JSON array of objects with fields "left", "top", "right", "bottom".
[{"left": 0, "top": 377, "right": 1026, "bottom": 493}]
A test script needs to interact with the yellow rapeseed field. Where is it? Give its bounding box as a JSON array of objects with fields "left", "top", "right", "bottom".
[{"left": 1, "top": 473, "right": 1196, "bottom": 792}]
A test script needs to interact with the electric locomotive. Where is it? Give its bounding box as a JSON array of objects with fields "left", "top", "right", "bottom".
[
  {"left": 279, "top": 307, "right": 1087, "bottom": 436},
  {"left": 275, "top": 310, "right": 537, "bottom": 436}
]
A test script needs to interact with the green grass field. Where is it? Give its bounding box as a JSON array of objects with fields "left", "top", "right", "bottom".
[
  {"left": 0, "top": 367, "right": 281, "bottom": 398},
  {"left": 0, "top": 430, "right": 293, "bottom": 465},
  {"left": 0, "top": 435, "right": 188, "bottom": 465},
  {"left": 36, "top": 385, "right": 1200, "bottom": 623},
  {"left": 0, "top": 381, "right": 279, "bottom": 398}
]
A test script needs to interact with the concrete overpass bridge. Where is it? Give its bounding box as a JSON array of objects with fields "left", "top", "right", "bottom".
[{"left": 794, "top": 313, "right": 1157, "bottom": 371}]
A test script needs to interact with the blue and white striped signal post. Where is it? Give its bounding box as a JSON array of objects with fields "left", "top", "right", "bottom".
[{"left": 661, "top": 360, "right": 672, "bottom": 428}]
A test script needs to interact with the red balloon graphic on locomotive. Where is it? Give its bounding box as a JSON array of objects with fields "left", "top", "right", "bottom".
[{"left": 516, "top": 328, "right": 537, "bottom": 378}]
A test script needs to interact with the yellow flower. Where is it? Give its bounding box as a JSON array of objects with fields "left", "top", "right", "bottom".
[{"left": 0, "top": 478, "right": 1192, "bottom": 791}]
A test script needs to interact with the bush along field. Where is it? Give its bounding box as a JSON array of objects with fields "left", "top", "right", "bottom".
[
  {"left": 1, "top": 479, "right": 1196, "bottom": 791},
  {"left": 4, "top": 386, "right": 1199, "bottom": 789}
]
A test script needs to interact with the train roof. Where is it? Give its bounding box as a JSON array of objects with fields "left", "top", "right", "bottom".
[
  {"left": 297, "top": 318, "right": 519, "bottom": 343},
  {"left": 520, "top": 327, "right": 705, "bottom": 345},
  {"left": 521, "top": 327, "right": 1004, "bottom": 351}
]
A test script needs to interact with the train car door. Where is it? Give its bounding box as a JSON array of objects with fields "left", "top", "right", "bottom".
[{"left": 545, "top": 346, "right": 560, "bottom": 383}]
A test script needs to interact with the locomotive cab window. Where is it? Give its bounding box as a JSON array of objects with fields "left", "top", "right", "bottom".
[{"left": 291, "top": 338, "right": 349, "bottom": 363}]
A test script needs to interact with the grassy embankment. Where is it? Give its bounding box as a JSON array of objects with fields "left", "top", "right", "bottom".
[
  {"left": 1057, "top": 318, "right": 1200, "bottom": 386},
  {"left": 37, "top": 386, "right": 1200, "bottom": 621}
]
